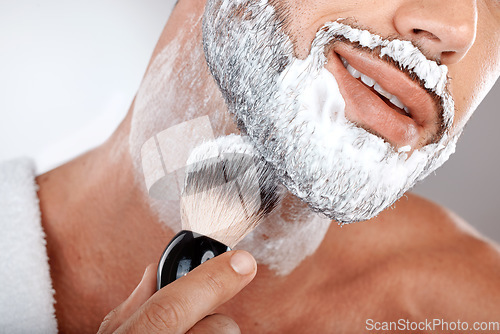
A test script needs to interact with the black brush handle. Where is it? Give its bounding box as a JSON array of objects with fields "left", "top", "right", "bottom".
[{"left": 156, "top": 230, "right": 231, "bottom": 290}]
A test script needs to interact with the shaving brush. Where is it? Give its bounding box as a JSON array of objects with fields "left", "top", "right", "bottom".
[{"left": 157, "top": 135, "right": 281, "bottom": 289}]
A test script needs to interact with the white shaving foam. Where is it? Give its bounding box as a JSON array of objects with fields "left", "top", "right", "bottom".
[{"left": 203, "top": 0, "right": 460, "bottom": 257}]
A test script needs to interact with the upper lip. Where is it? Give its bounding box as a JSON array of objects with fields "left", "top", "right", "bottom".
[{"left": 325, "top": 42, "right": 443, "bottom": 149}]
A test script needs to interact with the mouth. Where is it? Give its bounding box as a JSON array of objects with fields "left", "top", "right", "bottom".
[
  {"left": 340, "top": 56, "right": 410, "bottom": 115},
  {"left": 325, "top": 42, "right": 442, "bottom": 150}
]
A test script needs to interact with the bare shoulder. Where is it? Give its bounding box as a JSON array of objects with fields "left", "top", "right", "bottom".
[{"left": 392, "top": 193, "right": 500, "bottom": 320}]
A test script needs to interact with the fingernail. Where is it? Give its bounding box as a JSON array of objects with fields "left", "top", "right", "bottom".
[{"left": 230, "top": 251, "right": 256, "bottom": 275}]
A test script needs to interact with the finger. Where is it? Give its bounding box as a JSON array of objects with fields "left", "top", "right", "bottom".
[
  {"left": 97, "top": 263, "right": 157, "bottom": 334},
  {"left": 187, "top": 314, "right": 240, "bottom": 334},
  {"left": 118, "top": 250, "right": 256, "bottom": 334}
]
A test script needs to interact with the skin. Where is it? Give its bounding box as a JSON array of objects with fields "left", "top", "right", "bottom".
[{"left": 36, "top": 0, "right": 500, "bottom": 332}]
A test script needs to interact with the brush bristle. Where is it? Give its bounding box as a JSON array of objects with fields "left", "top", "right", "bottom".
[{"left": 180, "top": 134, "right": 281, "bottom": 248}]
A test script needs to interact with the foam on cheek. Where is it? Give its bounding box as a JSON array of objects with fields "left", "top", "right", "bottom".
[
  {"left": 130, "top": 14, "right": 230, "bottom": 234},
  {"left": 131, "top": 4, "right": 329, "bottom": 276}
]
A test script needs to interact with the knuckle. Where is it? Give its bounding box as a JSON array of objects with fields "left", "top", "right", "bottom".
[
  {"left": 141, "top": 298, "right": 188, "bottom": 332},
  {"left": 187, "top": 314, "right": 240, "bottom": 334},
  {"left": 97, "top": 309, "right": 118, "bottom": 334},
  {"left": 203, "top": 271, "right": 226, "bottom": 296},
  {"left": 211, "top": 315, "right": 240, "bottom": 334}
]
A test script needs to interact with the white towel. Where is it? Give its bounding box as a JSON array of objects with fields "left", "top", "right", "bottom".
[{"left": 0, "top": 158, "right": 57, "bottom": 333}]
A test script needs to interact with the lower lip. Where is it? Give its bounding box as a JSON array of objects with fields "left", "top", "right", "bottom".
[{"left": 324, "top": 52, "right": 424, "bottom": 149}]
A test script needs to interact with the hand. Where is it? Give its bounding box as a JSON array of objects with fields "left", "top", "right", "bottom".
[{"left": 97, "top": 250, "right": 257, "bottom": 333}]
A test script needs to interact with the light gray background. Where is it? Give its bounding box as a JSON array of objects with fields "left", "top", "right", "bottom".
[{"left": 1, "top": 1, "right": 499, "bottom": 241}]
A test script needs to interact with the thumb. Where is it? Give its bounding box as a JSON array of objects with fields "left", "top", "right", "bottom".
[
  {"left": 97, "top": 263, "right": 157, "bottom": 334},
  {"left": 119, "top": 250, "right": 257, "bottom": 333}
]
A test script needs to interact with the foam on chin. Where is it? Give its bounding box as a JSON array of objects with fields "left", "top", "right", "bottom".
[
  {"left": 275, "top": 55, "right": 458, "bottom": 222},
  {"left": 268, "top": 24, "right": 459, "bottom": 223}
]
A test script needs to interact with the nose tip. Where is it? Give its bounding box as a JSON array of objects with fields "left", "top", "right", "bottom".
[{"left": 394, "top": 1, "right": 477, "bottom": 64}]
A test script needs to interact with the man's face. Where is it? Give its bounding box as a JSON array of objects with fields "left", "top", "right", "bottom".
[{"left": 202, "top": 0, "right": 500, "bottom": 223}]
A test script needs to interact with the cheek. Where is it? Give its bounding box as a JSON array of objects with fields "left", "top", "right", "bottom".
[
  {"left": 280, "top": 1, "right": 330, "bottom": 58},
  {"left": 277, "top": 0, "right": 365, "bottom": 58},
  {"left": 448, "top": 2, "right": 500, "bottom": 133}
]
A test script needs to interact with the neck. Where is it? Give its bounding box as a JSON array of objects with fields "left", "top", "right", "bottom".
[{"left": 37, "top": 114, "right": 176, "bottom": 331}]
